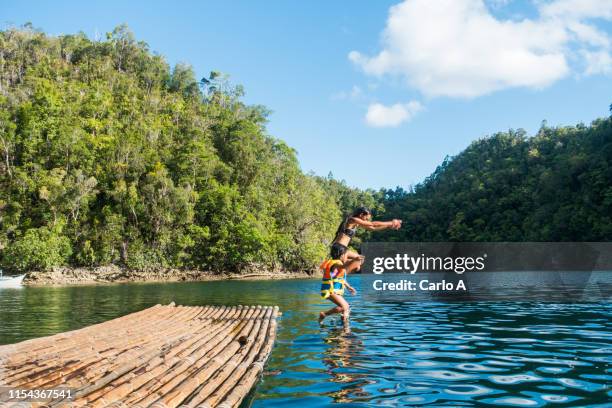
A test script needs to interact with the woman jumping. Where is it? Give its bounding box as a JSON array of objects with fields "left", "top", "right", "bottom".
[
  {"left": 330, "top": 206, "right": 401, "bottom": 265},
  {"left": 319, "top": 207, "right": 402, "bottom": 324}
]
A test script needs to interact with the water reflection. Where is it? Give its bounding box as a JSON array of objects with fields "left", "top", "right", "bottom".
[{"left": 321, "top": 324, "right": 372, "bottom": 403}]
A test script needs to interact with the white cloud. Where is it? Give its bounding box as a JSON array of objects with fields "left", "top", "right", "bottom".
[
  {"left": 582, "top": 50, "right": 612, "bottom": 75},
  {"left": 365, "top": 101, "right": 423, "bottom": 127},
  {"left": 540, "top": 0, "right": 612, "bottom": 20},
  {"left": 350, "top": 0, "right": 612, "bottom": 98}
]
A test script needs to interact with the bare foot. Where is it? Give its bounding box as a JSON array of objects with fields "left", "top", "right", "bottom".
[{"left": 319, "top": 312, "right": 326, "bottom": 324}]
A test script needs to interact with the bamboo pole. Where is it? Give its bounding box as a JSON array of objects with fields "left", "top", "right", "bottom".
[
  {"left": 42, "top": 305, "right": 211, "bottom": 408},
  {"left": 1, "top": 306, "right": 180, "bottom": 386},
  {"left": 57, "top": 306, "right": 206, "bottom": 401},
  {"left": 0, "top": 304, "right": 280, "bottom": 408},
  {"left": 149, "top": 306, "right": 267, "bottom": 407},
  {"left": 0, "top": 304, "right": 164, "bottom": 357},
  {"left": 1, "top": 306, "right": 181, "bottom": 387},
  {"left": 2, "top": 305, "right": 192, "bottom": 388},
  {"left": 54, "top": 306, "right": 208, "bottom": 387},
  {"left": 79, "top": 306, "right": 239, "bottom": 407},
  {"left": 0, "top": 304, "right": 168, "bottom": 364},
  {"left": 215, "top": 306, "right": 279, "bottom": 408},
  {"left": 183, "top": 306, "right": 273, "bottom": 407},
  {"left": 82, "top": 304, "right": 225, "bottom": 402},
  {"left": 124, "top": 306, "right": 261, "bottom": 407},
  {"left": 0, "top": 304, "right": 179, "bottom": 378},
  {"left": 0, "top": 306, "right": 199, "bottom": 405}
]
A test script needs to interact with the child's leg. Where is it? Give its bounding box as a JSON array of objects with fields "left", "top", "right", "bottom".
[
  {"left": 319, "top": 294, "right": 350, "bottom": 322},
  {"left": 329, "top": 293, "right": 351, "bottom": 322},
  {"left": 319, "top": 305, "right": 342, "bottom": 322}
]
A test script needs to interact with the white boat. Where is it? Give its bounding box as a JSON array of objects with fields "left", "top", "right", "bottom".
[{"left": 0, "top": 270, "right": 25, "bottom": 288}]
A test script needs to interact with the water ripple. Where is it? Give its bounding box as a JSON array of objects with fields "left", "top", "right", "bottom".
[{"left": 1, "top": 273, "right": 610, "bottom": 406}]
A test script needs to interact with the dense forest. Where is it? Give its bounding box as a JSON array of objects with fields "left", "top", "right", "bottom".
[
  {"left": 0, "top": 25, "right": 373, "bottom": 273},
  {"left": 1, "top": 25, "right": 610, "bottom": 274},
  {"left": 376, "top": 118, "right": 612, "bottom": 242}
]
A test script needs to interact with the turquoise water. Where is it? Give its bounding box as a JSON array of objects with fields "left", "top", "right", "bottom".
[{"left": 1, "top": 273, "right": 611, "bottom": 406}]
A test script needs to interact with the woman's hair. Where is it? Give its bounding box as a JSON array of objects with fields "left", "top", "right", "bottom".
[
  {"left": 334, "top": 217, "right": 348, "bottom": 240},
  {"left": 351, "top": 206, "right": 371, "bottom": 217},
  {"left": 334, "top": 207, "right": 371, "bottom": 239}
]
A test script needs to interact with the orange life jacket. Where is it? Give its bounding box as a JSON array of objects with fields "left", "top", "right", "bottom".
[
  {"left": 320, "top": 259, "right": 346, "bottom": 299},
  {"left": 320, "top": 259, "right": 345, "bottom": 280}
]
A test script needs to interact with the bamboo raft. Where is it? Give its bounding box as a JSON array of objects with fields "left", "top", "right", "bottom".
[{"left": 0, "top": 303, "right": 279, "bottom": 408}]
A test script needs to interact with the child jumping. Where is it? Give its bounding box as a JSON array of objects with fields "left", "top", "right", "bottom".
[{"left": 319, "top": 257, "right": 362, "bottom": 324}]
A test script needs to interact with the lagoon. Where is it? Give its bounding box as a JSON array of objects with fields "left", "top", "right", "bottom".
[{"left": 1, "top": 272, "right": 611, "bottom": 406}]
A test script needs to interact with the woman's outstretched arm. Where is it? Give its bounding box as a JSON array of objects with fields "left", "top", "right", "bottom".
[{"left": 350, "top": 217, "right": 401, "bottom": 231}]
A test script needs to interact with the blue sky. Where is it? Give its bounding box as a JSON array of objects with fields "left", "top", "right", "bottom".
[{"left": 3, "top": 0, "right": 611, "bottom": 189}]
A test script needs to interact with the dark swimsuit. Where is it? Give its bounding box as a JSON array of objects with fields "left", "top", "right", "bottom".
[{"left": 330, "top": 219, "right": 357, "bottom": 259}]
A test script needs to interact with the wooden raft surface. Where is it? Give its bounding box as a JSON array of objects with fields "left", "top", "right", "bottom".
[{"left": 0, "top": 303, "right": 279, "bottom": 408}]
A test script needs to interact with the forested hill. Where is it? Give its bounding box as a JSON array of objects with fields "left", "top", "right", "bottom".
[
  {"left": 376, "top": 118, "right": 612, "bottom": 242},
  {"left": 0, "top": 25, "right": 363, "bottom": 273},
  {"left": 1, "top": 26, "right": 610, "bottom": 275}
]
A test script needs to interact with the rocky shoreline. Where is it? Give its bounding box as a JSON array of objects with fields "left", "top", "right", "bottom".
[{"left": 22, "top": 265, "right": 316, "bottom": 286}]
